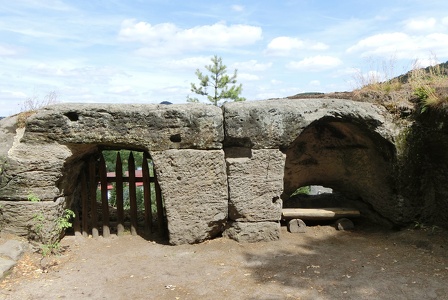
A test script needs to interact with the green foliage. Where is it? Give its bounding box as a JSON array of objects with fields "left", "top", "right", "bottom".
[
  {"left": 32, "top": 212, "right": 45, "bottom": 233},
  {"left": 57, "top": 209, "right": 75, "bottom": 231},
  {"left": 291, "top": 186, "right": 311, "bottom": 197},
  {"left": 410, "top": 61, "right": 448, "bottom": 113},
  {"left": 188, "top": 55, "right": 245, "bottom": 106},
  {"left": 27, "top": 193, "right": 41, "bottom": 202},
  {"left": 41, "top": 242, "right": 62, "bottom": 257},
  {"left": 38, "top": 209, "right": 74, "bottom": 257},
  {"left": 102, "top": 150, "right": 144, "bottom": 172},
  {"left": 30, "top": 207, "right": 74, "bottom": 257}
]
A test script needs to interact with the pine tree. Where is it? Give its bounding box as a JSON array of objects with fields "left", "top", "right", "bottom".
[{"left": 187, "top": 55, "right": 245, "bottom": 106}]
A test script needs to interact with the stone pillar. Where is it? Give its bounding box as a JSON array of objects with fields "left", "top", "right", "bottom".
[
  {"left": 152, "top": 149, "right": 228, "bottom": 245},
  {"left": 223, "top": 148, "right": 285, "bottom": 242}
]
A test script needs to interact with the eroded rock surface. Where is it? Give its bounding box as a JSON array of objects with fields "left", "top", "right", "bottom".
[
  {"left": 1, "top": 98, "right": 443, "bottom": 245},
  {"left": 152, "top": 149, "right": 228, "bottom": 245}
]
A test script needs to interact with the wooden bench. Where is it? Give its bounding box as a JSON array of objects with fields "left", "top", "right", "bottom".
[{"left": 282, "top": 208, "right": 361, "bottom": 221}]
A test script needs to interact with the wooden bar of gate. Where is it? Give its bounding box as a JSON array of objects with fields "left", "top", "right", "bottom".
[
  {"left": 89, "top": 157, "right": 99, "bottom": 238},
  {"left": 115, "top": 152, "right": 124, "bottom": 236},
  {"left": 99, "top": 154, "right": 110, "bottom": 237},
  {"left": 81, "top": 171, "right": 88, "bottom": 237},
  {"left": 73, "top": 205, "right": 81, "bottom": 236},
  {"left": 79, "top": 150, "right": 165, "bottom": 238},
  {"left": 128, "top": 152, "right": 138, "bottom": 236},
  {"left": 142, "top": 153, "right": 152, "bottom": 234}
]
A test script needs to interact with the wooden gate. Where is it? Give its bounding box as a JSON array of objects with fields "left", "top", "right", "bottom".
[{"left": 73, "top": 151, "right": 165, "bottom": 238}]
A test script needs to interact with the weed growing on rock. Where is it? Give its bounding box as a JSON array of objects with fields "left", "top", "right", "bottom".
[
  {"left": 410, "top": 59, "right": 448, "bottom": 113},
  {"left": 27, "top": 193, "right": 41, "bottom": 203},
  {"left": 27, "top": 194, "right": 75, "bottom": 256}
]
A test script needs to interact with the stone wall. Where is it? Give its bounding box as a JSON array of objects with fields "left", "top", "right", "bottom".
[{"left": 0, "top": 98, "right": 425, "bottom": 245}]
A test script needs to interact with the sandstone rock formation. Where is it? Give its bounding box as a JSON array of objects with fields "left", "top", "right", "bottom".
[{"left": 1, "top": 98, "right": 441, "bottom": 245}]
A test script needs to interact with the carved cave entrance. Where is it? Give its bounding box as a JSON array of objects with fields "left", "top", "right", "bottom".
[
  {"left": 282, "top": 117, "right": 397, "bottom": 226},
  {"left": 70, "top": 147, "right": 167, "bottom": 240}
]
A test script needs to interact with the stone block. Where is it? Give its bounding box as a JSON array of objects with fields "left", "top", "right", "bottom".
[
  {"left": 152, "top": 149, "right": 228, "bottom": 245},
  {"left": 0, "top": 240, "right": 28, "bottom": 260},
  {"left": 23, "top": 103, "right": 224, "bottom": 150},
  {"left": 0, "top": 257, "right": 15, "bottom": 279},
  {"left": 223, "top": 221, "right": 280, "bottom": 243},
  {"left": 287, "top": 219, "right": 307, "bottom": 233},
  {"left": 226, "top": 148, "right": 284, "bottom": 222},
  {"left": 223, "top": 98, "right": 392, "bottom": 149},
  {"left": 335, "top": 218, "right": 355, "bottom": 231},
  {"left": 0, "top": 198, "right": 65, "bottom": 243}
]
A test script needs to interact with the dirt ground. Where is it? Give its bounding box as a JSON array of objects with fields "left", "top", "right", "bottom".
[{"left": 1, "top": 221, "right": 448, "bottom": 300}]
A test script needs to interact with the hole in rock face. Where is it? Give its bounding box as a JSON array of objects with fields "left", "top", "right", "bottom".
[
  {"left": 285, "top": 185, "right": 338, "bottom": 209},
  {"left": 170, "top": 134, "right": 182, "bottom": 143},
  {"left": 68, "top": 148, "right": 167, "bottom": 241},
  {"left": 64, "top": 112, "right": 79, "bottom": 121}
]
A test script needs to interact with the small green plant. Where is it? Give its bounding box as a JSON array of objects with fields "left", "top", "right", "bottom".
[
  {"left": 291, "top": 186, "right": 311, "bottom": 197},
  {"left": 27, "top": 193, "right": 41, "bottom": 202},
  {"left": 28, "top": 203, "right": 75, "bottom": 257},
  {"left": 41, "top": 242, "right": 62, "bottom": 257},
  {"left": 33, "top": 212, "right": 45, "bottom": 233},
  {"left": 39, "top": 209, "right": 75, "bottom": 256},
  {"left": 413, "top": 220, "right": 426, "bottom": 230},
  {"left": 57, "top": 209, "right": 75, "bottom": 232},
  {"left": 410, "top": 57, "right": 448, "bottom": 113}
]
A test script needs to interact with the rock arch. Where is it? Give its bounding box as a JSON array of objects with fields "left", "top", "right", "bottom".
[
  {"left": 1, "top": 98, "right": 404, "bottom": 244},
  {"left": 283, "top": 116, "right": 397, "bottom": 225}
]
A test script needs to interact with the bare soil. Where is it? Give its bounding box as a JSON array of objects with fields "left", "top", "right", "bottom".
[{"left": 1, "top": 222, "right": 448, "bottom": 300}]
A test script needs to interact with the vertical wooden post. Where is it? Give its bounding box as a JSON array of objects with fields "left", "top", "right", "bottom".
[
  {"left": 142, "top": 153, "right": 152, "bottom": 234},
  {"left": 128, "top": 152, "right": 138, "bottom": 236},
  {"left": 89, "top": 157, "right": 99, "bottom": 238},
  {"left": 81, "top": 171, "right": 88, "bottom": 237},
  {"left": 99, "top": 154, "right": 110, "bottom": 238},
  {"left": 154, "top": 167, "right": 165, "bottom": 235},
  {"left": 73, "top": 205, "right": 81, "bottom": 236},
  {"left": 115, "top": 152, "right": 125, "bottom": 236}
]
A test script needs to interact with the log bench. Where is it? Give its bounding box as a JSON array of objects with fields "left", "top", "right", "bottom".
[{"left": 282, "top": 208, "right": 361, "bottom": 221}]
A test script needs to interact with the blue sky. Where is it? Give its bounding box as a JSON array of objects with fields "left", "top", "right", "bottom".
[{"left": 1, "top": 0, "right": 448, "bottom": 117}]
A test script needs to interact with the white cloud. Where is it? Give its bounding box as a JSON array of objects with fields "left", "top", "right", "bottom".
[
  {"left": 118, "top": 19, "right": 262, "bottom": 55},
  {"left": 165, "top": 56, "right": 212, "bottom": 70},
  {"left": 238, "top": 73, "right": 260, "bottom": 81},
  {"left": 442, "top": 16, "right": 448, "bottom": 26},
  {"left": 287, "top": 56, "right": 342, "bottom": 71},
  {"left": 29, "top": 63, "right": 127, "bottom": 80},
  {"left": 347, "top": 32, "right": 448, "bottom": 58},
  {"left": 0, "top": 45, "right": 19, "bottom": 56},
  {"left": 107, "top": 85, "right": 136, "bottom": 96},
  {"left": 233, "top": 60, "right": 272, "bottom": 71},
  {"left": 309, "top": 80, "right": 320, "bottom": 86},
  {"left": 404, "top": 17, "right": 436, "bottom": 31},
  {"left": 265, "top": 36, "right": 328, "bottom": 56},
  {"left": 231, "top": 5, "right": 244, "bottom": 12}
]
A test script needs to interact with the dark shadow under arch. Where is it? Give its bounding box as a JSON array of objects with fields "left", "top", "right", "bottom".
[
  {"left": 60, "top": 144, "right": 167, "bottom": 243},
  {"left": 282, "top": 116, "right": 397, "bottom": 226}
]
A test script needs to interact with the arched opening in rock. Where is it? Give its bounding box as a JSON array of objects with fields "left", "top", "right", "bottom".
[
  {"left": 61, "top": 145, "right": 167, "bottom": 241},
  {"left": 282, "top": 117, "right": 397, "bottom": 226}
]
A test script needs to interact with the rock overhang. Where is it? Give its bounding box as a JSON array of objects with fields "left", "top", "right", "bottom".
[
  {"left": 0, "top": 98, "right": 403, "bottom": 244},
  {"left": 223, "top": 98, "right": 396, "bottom": 149},
  {"left": 22, "top": 103, "right": 224, "bottom": 150}
]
